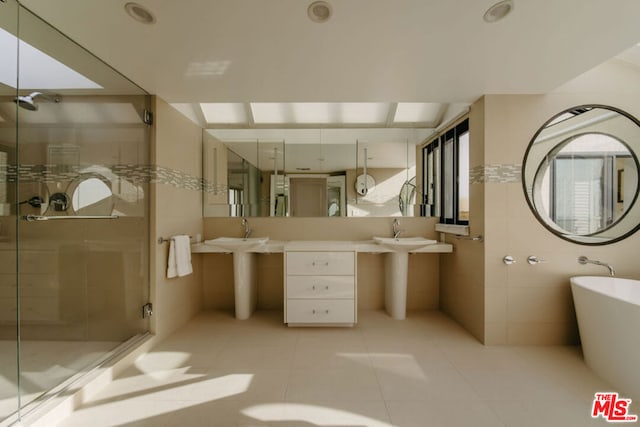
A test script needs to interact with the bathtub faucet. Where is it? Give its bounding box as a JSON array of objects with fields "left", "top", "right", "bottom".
[{"left": 578, "top": 256, "right": 615, "bottom": 277}]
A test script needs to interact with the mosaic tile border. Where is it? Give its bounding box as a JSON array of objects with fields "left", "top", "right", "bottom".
[
  {"left": 3, "top": 162, "right": 523, "bottom": 190},
  {"left": 470, "top": 164, "right": 522, "bottom": 184},
  {"left": 2, "top": 164, "right": 210, "bottom": 192},
  {"left": 152, "top": 166, "right": 202, "bottom": 191},
  {"left": 202, "top": 179, "right": 228, "bottom": 196}
]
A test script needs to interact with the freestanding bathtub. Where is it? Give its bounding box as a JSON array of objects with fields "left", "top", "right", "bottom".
[{"left": 570, "top": 276, "right": 640, "bottom": 400}]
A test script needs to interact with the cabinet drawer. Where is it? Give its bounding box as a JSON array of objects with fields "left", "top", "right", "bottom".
[
  {"left": 287, "top": 276, "right": 354, "bottom": 299},
  {"left": 286, "top": 299, "right": 355, "bottom": 324},
  {"left": 286, "top": 251, "right": 355, "bottom": 276}
]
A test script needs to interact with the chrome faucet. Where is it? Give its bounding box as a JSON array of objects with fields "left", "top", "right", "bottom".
[
  {"left": 392, "top": 219, "right": 403, "bottom": 239},
  {"left": 578, "top": 256, "right": 615, "bottom": 277},
  {"left": 241, "top": 217, "right": 252, "bottom": 239}
]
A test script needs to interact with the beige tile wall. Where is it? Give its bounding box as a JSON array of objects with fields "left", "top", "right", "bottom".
[
  {"left": 439, "top": 101, "right": 486, "bottom": 343},
  {"left": 480, "top": 59, "right": 640, "bottom": 345},
  {"left": 150, "top": 98, "right": 204, "bottom": 340}
]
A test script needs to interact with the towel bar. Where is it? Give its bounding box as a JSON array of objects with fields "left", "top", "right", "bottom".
[
  {"left": 455, "top": 235, "right": 483, "bottom": 242},
  {"left": 158, "top": 236, "right": 192, "bottom": 244}
]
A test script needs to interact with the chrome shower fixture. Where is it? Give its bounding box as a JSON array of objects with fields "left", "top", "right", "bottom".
[
  {"left": 49, "top": 192, "right": 69, "bottom": 211},
  {"left": 19, "top": 196, "right": 44, "bottom": 208},
  {"left": 14, "top": 92, "right": 61, "bottom": 111}
]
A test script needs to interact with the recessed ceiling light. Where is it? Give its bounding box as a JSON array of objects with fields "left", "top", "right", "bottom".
[
  {"left": 483, "top": 0, "right": 513, "bottom": 23},
  {"left": 308, "top": 1, "right": 332, "bottom": 23},
  {"left": 125, "top": 2, "right": 156, "bottom": 25}
]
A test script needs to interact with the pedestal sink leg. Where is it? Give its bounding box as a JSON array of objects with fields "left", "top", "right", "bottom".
[
  {"left": 385, "top": 252, "right": 408, "bottom": 320},
  {"left": 233, "top": 252, "right": 257, "bottom": 320}
]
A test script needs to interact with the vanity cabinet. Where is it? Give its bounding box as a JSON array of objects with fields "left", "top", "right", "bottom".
[{"left": 285, "top": 250, "right": 357, "bottom": 326}]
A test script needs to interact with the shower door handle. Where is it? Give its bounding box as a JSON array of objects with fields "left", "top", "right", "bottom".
[{"left": 21, "top": 214, "right": 120, "bottom": 222}]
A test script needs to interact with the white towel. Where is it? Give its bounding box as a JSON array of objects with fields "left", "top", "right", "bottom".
[{"left": 167, "top": 235, "right": 193, "bottom": 278}]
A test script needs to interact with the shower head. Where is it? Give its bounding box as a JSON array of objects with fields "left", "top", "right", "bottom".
[{"left": 14, "top": 92, "right": 60, "bottom": 111}]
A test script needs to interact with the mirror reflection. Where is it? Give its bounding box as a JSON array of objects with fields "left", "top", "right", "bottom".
[
  {"left": 69, "top": 175, "right": 113, "bottom": 215},
  {"left": 523, "top": 105, "right": 640, "bottom": 244},
  {"left": 203, "top": 129, "right": 428, "bottom": 217}
]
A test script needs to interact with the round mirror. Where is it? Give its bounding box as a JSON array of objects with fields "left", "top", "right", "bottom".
[
  {"left": 67, "top": 174, "right": 114, "bottom": 216},
  {"left": 523, "top": 105, "right": 640, "bottom": 245}
]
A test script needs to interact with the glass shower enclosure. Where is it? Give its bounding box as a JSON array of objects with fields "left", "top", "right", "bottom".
[{"left": 0, "top": 1, "right": 150, "bottom": 424}]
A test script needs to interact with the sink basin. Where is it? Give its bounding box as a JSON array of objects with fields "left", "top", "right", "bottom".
[
  {"left": 203, "top": 237, "right": 269, "bottom": 320},
  {"left": 204, "top": 237, "right": 269, "bottom": 252},
  {"left": 373, "top": 236, "right": 437, "bottom": 252},
  {"left": 373, "top": 236, "right": 437, "bottom": 320}
]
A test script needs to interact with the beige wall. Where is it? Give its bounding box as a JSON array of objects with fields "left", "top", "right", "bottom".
[
  {"left": 150, "top": 98, "right": 203, "bottom": 340},
  {"left": 201, "top": 217, "right": 441, "bottom": 312},
  {"left": 439, "top": 106, "right": 486, "bottom": 343},
  {"left": 479, "top": 59, "right": 640, "bottom": 345}
]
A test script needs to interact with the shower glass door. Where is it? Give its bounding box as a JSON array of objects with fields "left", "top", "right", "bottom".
[
  {"left": 0, "top": 0, "right": 19, "bottom": 422},
  {"left": 0, "top": 3, "right": 151, "bottom": 423}
]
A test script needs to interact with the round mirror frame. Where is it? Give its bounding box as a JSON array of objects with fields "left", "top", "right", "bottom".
[{"left": 522, "top": 104, "right": 640, "bottom": 245}]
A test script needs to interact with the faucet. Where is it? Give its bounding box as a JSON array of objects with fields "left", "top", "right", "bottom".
[
  {"left": 578, "top": 256, "right": 615, "bottom": 277},
  {"left": 392, "top": 219, "right": 403, "bottom": 239},
  {"left": 241, "top": 217, "right": 252, "bottom": 239}
]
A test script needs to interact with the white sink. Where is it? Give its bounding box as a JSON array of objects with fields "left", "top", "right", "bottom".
[
  {"left": 373, "top": 236, "right": 437, "bottom": 321},
  {"left": 204, "top": 237, "right": 269, "bottom": 252},
  {"left": 373, "top": 236, "right": 437, "bottom": 252},
  {"left": 203, "top": 237, "right": 269, "bottom": 320}
]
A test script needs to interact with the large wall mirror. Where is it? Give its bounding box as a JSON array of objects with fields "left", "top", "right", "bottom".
[
  {"left": 523, "top": 105, "right": 640, "bottom": 244},
  {"left": 203, "top": 128, "right": 430, "bottom": 217}
]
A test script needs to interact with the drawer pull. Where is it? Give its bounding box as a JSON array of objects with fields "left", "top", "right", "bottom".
[
  {"left": 325, "top": 286, "right": 329, "bottom": 290},
  {"left": 311, "top": 309, "right": 330, "bottom": 315},
  {"left": 311, "top": 261, "right": 329, "bottom": 266},
  {"left": 312, "top": 285, "right": 316, "bottom": 290}
]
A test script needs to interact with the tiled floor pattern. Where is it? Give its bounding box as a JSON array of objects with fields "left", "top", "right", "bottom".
[
  {"left": 56, "top": 310, "right": 631, "bottom": 426},
  {"left": 0, "top": 340, "right": 120, "bottom": 421}
]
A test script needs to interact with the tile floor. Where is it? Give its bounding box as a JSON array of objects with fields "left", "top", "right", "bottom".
[
  {"left": 0, "top": 340, "right": 119, "bottom": 422},
  {"left": 56, "top": 310, "right": 630, "bottom": 427}
]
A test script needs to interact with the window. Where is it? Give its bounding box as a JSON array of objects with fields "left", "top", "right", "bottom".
[
  {"left": 540, "top": 137, "right": 632, "bottom": 235},
  {"left": 422, "top": 118, "right": 469, "bottom": 225}
]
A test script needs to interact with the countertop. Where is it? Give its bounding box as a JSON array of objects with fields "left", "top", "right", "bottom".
[{"left": 191, "top": 239, "right": 453, "bottom": 254}]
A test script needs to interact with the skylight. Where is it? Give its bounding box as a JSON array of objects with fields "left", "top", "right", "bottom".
[
  {"left": 200, "top": 103, "right": 247, "bottom": 123},
  {"left": 394, "top": 103, "right": 441, "bottom": 123},
  {"left": 340, "top": 103, "right": 388, "bottom": 123},
  {"left": 196, "top": 102, "right": 453, "bottom": 128},
  {"left": 250, "top": 103, "right": 290, "bottom": 124},
  {"left": 249, "top": 102, "right": 391, "bottom": 124},
  {"left": 0, "top": 28, "right": 102, "bottom": 90}
]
